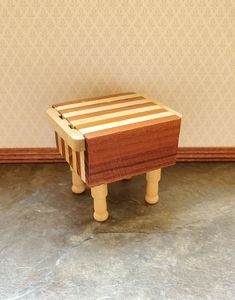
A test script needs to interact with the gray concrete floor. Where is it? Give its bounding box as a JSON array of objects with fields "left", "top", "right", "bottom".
[{"left": 0, "top": 163, "right": 234, "bottom": 300}]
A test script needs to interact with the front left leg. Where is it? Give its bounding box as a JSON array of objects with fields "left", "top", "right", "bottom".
[
  {"left": 71, "top": 170, "right": 86, "bottom": 194},
  {"left": 145, "top": 169, "right": 161, "bottom": 204}
]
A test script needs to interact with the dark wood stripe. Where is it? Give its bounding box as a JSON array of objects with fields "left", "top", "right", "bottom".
[
  {"left": 59, "top": 96, "right": 145, "bottom": 114},
  {"left": 55, "top": 132, "right": 59, "bottom": 149},
  {"left": 60, "top": 138, "right": 65, "bottom": 158},
  {"left": 67, "top": 102, "right": 157, "bottom": 122},
  {"left": 84, "top": 115, "right": 180, "bottom": 139},
  {"left": 75, "top": 108, "right": 167, "bottom": 129},
  {"left": 68, "top": 146, "right": 73, "bottom": 168},
  {"left": 0, "top": 147, "right": 234, "bottom": 163},
  {"left": 52, "top": 92, "right": 136, "bottom": 107},
  {"left": 76, "top": 152, "right": 80, "bottom": 175}
]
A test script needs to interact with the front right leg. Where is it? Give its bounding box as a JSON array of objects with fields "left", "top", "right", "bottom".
[{"left": 91, "top": 184, "right": 109, "bottom": 222}]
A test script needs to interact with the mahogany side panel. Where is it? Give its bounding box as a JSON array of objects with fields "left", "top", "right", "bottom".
[{"left": 84, "top": 118, "right": 181, "bottom": 186}]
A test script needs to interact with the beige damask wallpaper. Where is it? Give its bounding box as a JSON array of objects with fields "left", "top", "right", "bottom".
[{"left": 0, "top": 0, "right": 234, "bottom": 147}]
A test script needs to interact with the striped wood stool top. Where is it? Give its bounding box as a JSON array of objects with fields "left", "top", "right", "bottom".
[{"left": 48, "top": 92, "right": 182, "bottom": 186}]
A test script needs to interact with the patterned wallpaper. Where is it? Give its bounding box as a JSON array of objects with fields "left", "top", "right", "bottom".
[{"left": 0, "top": 0, "right": 234, "bottom": 147}]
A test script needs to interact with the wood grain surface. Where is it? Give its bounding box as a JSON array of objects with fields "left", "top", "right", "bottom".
[{"left": 84, "top": 118, "right": 181, "bottom": 186}]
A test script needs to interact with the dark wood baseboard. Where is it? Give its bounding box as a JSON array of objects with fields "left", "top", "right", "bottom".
[
  {"left": 177, "top": 147, "right": 235, "bottom": 161},
  {"left": 0, "top": 148, "right": 64, "bottom": 163},
  {"left": 0, "top": 147, "right": 235, "bottom": 163}
]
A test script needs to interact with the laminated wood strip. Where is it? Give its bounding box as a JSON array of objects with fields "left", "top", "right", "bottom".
[
  {"left": 56, "top": 94, "right": 141, "bottom": 111},
  {"left": 52, "top": 92, "right": 135, "bottom": 107},
  {"left": 70, "top": 104, "right": 162, "bottom": 126},
  {"left": 75, "top": 108, "right": 167, "bottom": 129},
  {"left": 80, "top": 111, "right": 174, "bottom": 135},
  {"left": 62, "top": 99, "right": 155, "bottom": 119},
  {"left": 84, "top": 115, "right": 179, "bottom": 139},
  {"left": 58, "top": 96, "right": 145, "bottom": 114},
  {"left": 142, "top": 94, "right": 182, "bottom": 118},
  {"left": 67, "top": 102, "right": 157, "bottom": 122}
]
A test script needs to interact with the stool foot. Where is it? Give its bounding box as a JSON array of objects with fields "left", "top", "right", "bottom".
[
  {"left": 91, "top": 184, "right": 109, "bottom": 222},
  {"left": 123, "top": 176, "right": 132, "bottom": 181},
  {"left": 145, "top": 169, "right": 161, "bottom": 204},
  {"left": 71, "top": 170, "right": 86, "bottom": 194}
]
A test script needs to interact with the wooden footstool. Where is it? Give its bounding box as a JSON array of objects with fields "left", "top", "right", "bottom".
[{"left": 47, "top": 92, "right": 181, "bottom": 221}]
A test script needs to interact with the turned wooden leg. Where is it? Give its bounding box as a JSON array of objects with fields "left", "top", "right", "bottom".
[
  {"left": 91, "top": 184, "right": 109, "bottom": 222},
  {"left": 71, "top": 170, "right": 86, "bottom": 194},
  {"left": 145, "top": 169, "right": 161, "bottom": 204}
]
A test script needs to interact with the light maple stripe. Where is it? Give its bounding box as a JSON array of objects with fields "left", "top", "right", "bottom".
[
  {"left": 69, "top": 104, "right": 162, "bottom": 126},
  {"left": 75, "top": 108, "right": 166, "bottom": 129},
  {"left": 64, "top": 142, "right": 70, "bottom": 164},
  {"left": 57, "top": 135, "right": 63, "bottom": 155},
  {"left": 79, "top": 151, "right": 86, "bottom": 182},
  {"left": 67, "top": 102, "right": 157, "bottom": 121},
  {"left": 79, "top": 111, "right": 174, "bottom": 134},
  {"left": 59, "top": 97, "right": 145, "bottom": 114},
  {"left": 56, "top": 93, "right": 141, "bottom": 111},
  {"left": 62, "top": 99, "right": 154, "bottom": 118},
  {"left": 52, "top": 92, "right": 135, "bottom": 107}
]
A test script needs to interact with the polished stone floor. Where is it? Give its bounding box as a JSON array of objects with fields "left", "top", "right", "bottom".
[{"left": 0, "top": 163, "right": 234, "bottom": 300}]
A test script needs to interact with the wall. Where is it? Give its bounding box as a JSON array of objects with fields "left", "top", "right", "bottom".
[{"left": 0, "top": 0, "right": 234, "bottom": 148}]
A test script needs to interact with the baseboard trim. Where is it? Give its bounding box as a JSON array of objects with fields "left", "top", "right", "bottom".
[
  {"left": 177, "top": 147, "right": 235, "bottom": 161},
  {"left": 0, "top": 148, "right": 64, "bottom": 163},
  {"left": 0, "top": 147, "right": 235, "bottom": 163}
]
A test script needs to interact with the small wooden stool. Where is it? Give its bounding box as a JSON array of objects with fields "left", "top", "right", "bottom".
[{"left": 47, "top": 92, "right": 181, "bottom": 221}]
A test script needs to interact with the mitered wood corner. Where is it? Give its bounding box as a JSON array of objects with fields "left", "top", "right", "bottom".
[{"left": 0, "top": 147, "right": 235, "bottom": 163}]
